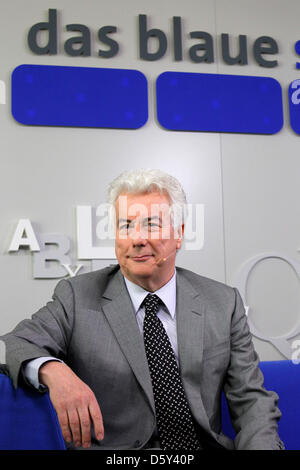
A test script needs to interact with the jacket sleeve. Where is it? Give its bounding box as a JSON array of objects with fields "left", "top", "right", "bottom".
[
  {"left": 0, "top": 279, "right": 74, "bottom": 389},
  {"left": 223, "top": 288, "right": 285, "bottom": 450}
]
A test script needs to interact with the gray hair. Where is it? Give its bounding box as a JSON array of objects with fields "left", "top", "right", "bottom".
[{"left": 107, "top": 169, "right": 187, "bottom": 230}]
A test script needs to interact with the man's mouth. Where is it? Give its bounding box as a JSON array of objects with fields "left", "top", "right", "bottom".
[{"left": 130, "top": 254, "right": 154, "bottom": 262}]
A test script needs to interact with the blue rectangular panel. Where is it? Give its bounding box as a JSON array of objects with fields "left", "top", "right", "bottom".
[
  {"left": 12, "top": 64, "right": 148, "bottom": 129},
  {"left": 156, "top": 72, "right": 283, "bottom": 134},
  {"left": 288, "top": 80, "right": 300, "bottom": 135}
]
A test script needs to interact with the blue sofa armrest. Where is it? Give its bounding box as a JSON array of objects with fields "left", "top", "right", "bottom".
[
  {"left": 0, "top": 371, "right": 66, "bottom": 450},
  {"left": 221, "top": 360, "right": 300, "bottom": 450}
]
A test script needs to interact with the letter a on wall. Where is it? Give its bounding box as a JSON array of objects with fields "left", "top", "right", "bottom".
[{"left": 8, "top": 219, "right": 40, "bottom": 252}]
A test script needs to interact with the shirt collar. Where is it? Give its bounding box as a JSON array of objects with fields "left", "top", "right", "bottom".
[{"left": 124, "top": 270, "right": 177, "bottom": 319}]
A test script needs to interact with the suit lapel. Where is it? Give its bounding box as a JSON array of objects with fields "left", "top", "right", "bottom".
[
  {"left": 176, "top": 270, "right": 211, "bottom": 434},
  {"left": 100, "top": 270, "right": 155, "bottom": 412}
]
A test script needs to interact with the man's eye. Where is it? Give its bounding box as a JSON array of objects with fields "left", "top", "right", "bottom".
[
  {"left": 148, "top": 223, "right": 160, "bottom": 230},
  {"left": 119, "top": 223, "right": 130, "bottom": 231}
]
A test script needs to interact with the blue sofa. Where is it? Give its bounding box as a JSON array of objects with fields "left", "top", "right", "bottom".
[{"left": 0, "top": 361, "right": 299, "bottom": 450}]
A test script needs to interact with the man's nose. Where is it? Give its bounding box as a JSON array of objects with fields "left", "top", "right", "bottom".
[{"left": 131, "top": 225, "right": 148, "bottom": 245}]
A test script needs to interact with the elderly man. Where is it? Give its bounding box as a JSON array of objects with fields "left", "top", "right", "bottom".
[{"left": 1, "top": 169, "right": 284, "bottom": 450}]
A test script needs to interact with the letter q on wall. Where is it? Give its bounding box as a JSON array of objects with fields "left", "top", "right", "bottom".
[{"left": 235, "top": 253, "right": 300, "bottom": 359}]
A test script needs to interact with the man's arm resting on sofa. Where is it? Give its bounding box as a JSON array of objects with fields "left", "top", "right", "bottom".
[
  {"left": 39, "top": 360, "right": 104, "bottom": 448},
  {"left": 224, "top": 288, "right": 284, "bottom": 450}
]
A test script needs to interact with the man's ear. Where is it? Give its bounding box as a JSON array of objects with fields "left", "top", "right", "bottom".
[{"left": 176, "top": 224, "right": 184, "bottom": 250}]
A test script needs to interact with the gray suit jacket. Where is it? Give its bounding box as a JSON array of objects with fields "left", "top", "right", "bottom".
[{"left": 1, "top": 265, "right": 284, "bottom": 450}]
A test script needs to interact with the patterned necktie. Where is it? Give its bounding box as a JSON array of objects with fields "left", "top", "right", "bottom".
[{"left": 143, "top": 293, "right": 201, "bottom": 450}]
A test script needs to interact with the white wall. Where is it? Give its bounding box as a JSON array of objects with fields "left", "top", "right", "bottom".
[{"left": 1, "top": 0, "right": 300, "bottom": 363}]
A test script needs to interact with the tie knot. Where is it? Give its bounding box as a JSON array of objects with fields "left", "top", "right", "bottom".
[{"left": 143, "top": 293, "right": 160, "bottom": 314}]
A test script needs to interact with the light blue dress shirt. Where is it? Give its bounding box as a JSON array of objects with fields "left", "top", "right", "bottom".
[{"left": 24, "top": 270, "right": 178, "bottom": 388}]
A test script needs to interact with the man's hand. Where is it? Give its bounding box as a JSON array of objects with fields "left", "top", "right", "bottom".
[{"left": 39, "top": 361, "right": 104, "bottom": 448}]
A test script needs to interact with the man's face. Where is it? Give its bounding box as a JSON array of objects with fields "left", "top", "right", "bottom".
[{"left": 115, "top": 191, "right": 183, "bottom": 290}]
